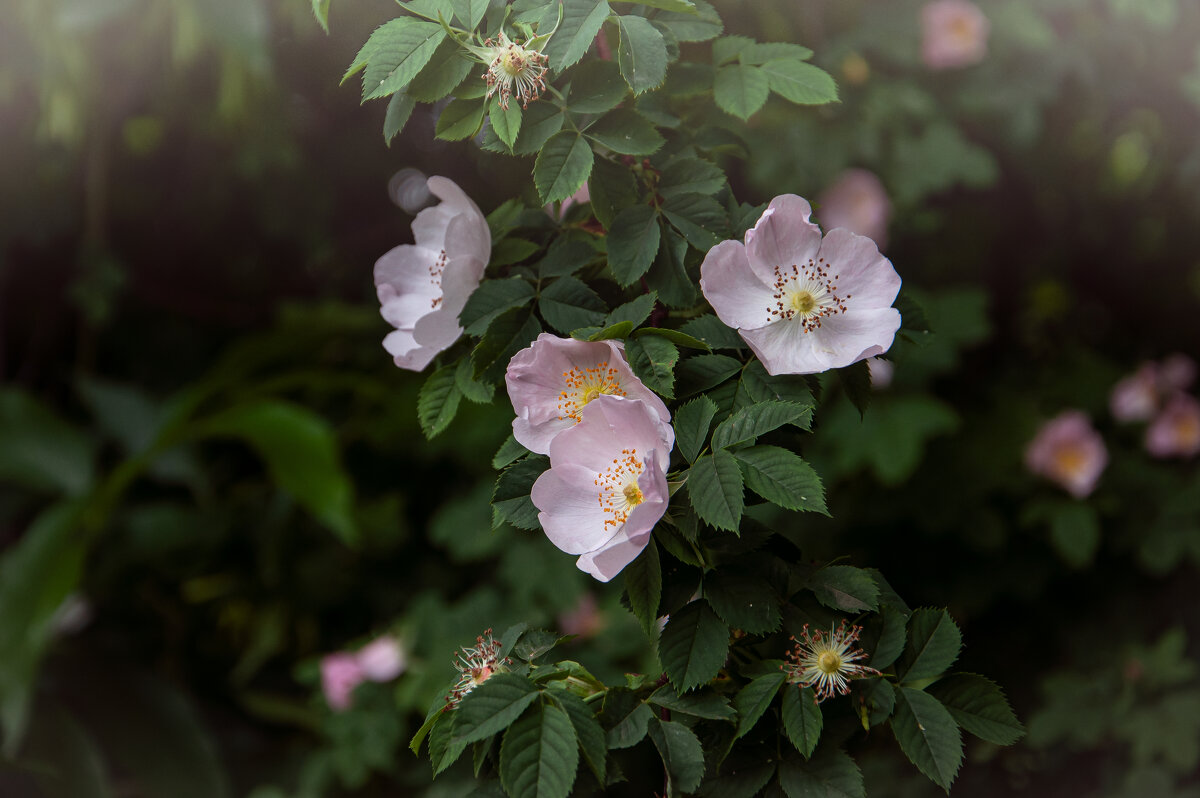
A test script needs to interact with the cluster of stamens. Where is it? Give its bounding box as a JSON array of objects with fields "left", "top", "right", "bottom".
[
  {"left": 483, "top": 34, "right": 549, "bottom": 110},
  {"left": 446, "top": 628, "right": 510, "bottom": 709},
  {"left": 767, "top": 258, "right": 851, "bottom": 332},
  {"left": 594, "top": 449, "right": 645, "bottom": 530},
  {"left": 428, "top": 249, "right": 448, "bottom": 309},
  {"left": 783, "top": 620, "right": 880, "bottom": 704},
  {"left": 557, "top": 362, "right": 625, "bottom": 421}
]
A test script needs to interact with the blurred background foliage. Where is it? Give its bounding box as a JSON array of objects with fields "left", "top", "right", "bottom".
[{"left": 1, "top": 0, "right": 1199, "bottom": 795}]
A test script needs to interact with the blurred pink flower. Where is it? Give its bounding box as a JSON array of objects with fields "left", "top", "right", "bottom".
[
  {"left": 558, "top": 593, "right": 606, "bottom": 639},
  {"left": 1110, "top": 363, "right": 1159, "bottom": 422},
  {"left": 357, "top": 635, "right": 407, "bottom": 682},
  {"left": 817, "top": 169, "right": 892, "bottom": 250},
  {"left": 867, "top": 357, "right": 894, "bottom": 390},
  {"left": 699, "top": 194, "right": 902, "bottom": 375},
  {"left": 531, "top": 395, "right": 674, "bottom": 582},
  {"left": 1159, "top": 354, "right": 1197, "bottom": 394},
  {"left": 1025, "top": 411, "right": 1108, "bottom": 498},
  {"left": 505, "top": 333, "right": 672, "bottom": 455},
  {"left": 1145, "top": 394, "right": 1200, "bottom": 459},
  {"left": 374, "top": 176, "right": 491, "bottom": 371},
  {"left": 320, "top": 652, "right": 365, "bottom": 712},
  {"left": 921, "top": 0, "right": 990, "bottom": 70}
]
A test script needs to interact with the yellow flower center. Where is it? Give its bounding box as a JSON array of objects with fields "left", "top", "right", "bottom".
[
  {"left": 500, "top": 47, "right": 526, "bottom": 77},
  {"left": 623, "top": 483, "right": 644, "bottom": 507},
  {"left": 789, "top": 290, "right": 817, "bottom": 315},
  {"left": 817, "top": 651, "right": 842, "bottom": 675},
  {"left": 595, "top": 449, "right": 646, "bottom": 530},
  {"left": 1052, "top": 445, "right": 1087, "bottom": 477},
  {"left": 558, "top": 362, "right": 626, "bottom": 421}
]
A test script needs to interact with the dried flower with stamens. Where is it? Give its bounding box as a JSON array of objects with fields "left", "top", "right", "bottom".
[
  {"left": 784, "top": 620, "right": 881, "bottom": 703},
  {"left": 446, "top": 628, "right": 511, "bottom": 709},
  {"left": 481, "top": 31, "right": 549, "bottom": 110}
]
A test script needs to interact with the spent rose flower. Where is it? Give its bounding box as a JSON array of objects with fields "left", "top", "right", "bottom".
[
  {"left": 531, "top": 394, "right": 674, "bottom": 582},
  {"left": 699, "top": 194, "right": 902, "bottom": 376},
  {"left": 505, "top": 333, "right": 672, "bottom": 455},
  {"left": 784, "top": 621, "right": 880, "bottom": 704},
  {"left": 374, "top": 176, "right": 490, "bottom": 371},
  {"left": 1025, "top": 410, "right": 1108, "bottom": 498},
  {"left": 1145, "top": 394, "right": 1200, "bottom": 459},
  {"left": 320, "top": 652, "right": 365, "bottom": 712},
  {"left": 357, "top": 635, "right": 407, "bottom": 682},
  {"left": 817, "top": 169, "right": 892, "bottom": 250},
  {"left": 1110, "top": 362, "right": 1159, "bottom": 422},
  {"left": 447, "top": 628, "right": 510, "bottom": 708},
  {"left": 478, "top": 32, "right": 549, "bottom": 110},
  {"left": 921, "top": 0, "right": 990, "bottom": 70}
]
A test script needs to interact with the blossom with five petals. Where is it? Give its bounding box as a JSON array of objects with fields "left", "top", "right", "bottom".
[
  {"left": 374, "top": 176, "right": 490, "bottom": 371},
  {"left": 699, "top": 194, "right": 902, "bottom": 375},
  {"left": 531, "top": 394, "right": 673, "bottom": 582},
  {"left": 1024, "top": 410, "right": 1108, "bottom": 498},
  {"left": 505, "top": 333, "right": 672, "bottom": 455}
]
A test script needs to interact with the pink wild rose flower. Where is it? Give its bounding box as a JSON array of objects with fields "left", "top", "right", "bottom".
[
  {"left": 1025, "top": 410, "right": 1108, "bottom": 498},
  {"left": 817, "top": 169, "right": 892, "bottom": 250},
  {"left": 1145, "top": 393, "right": 1200, "bottom": 459},
  {"left": 531, "top": 394, "right": 674, "bottom": 582},
  {"left": 320, "top": 652, "right": 365, "bottom": 712},
  {"left": 1110, "top": 362, "right": 1159, "bottom": 423},
  {"left": 699, "top": 194, "right": 902, "bottom": 375},
  {"left": 374, "top": 176, "right": 491, "bottom": 371},
  {"left": 921, "top": 0, "right": 990, "bottom": 70},
  {"left": 357, "top": 635, "right": 407, "bottom": 682},
  {"left": 505, "top": 333, "right": 672, "bottom": 455}
]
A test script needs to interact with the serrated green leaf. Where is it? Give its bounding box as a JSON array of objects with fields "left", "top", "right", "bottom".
[
  {"left": 617, "top": 15, "right": 669, "bottom": 94},
  {"left": 360, "top": 19, "right": 446, "bottom": 101},
  {"left": 408, "top": 38, "right": 476, "bottom": 102},
  {"left": 860, "top": 605, "right": 907, "bottom": 671},
  {"left": 645, "top": 225, "right": 697, "bottom": 308},
  {"left": 735, "top": 672, "right": 785, "bottom": 738},
  {"left": 500, "top": 701, "right": 579, "bottom": 798},
  {"left": 711, "top": 401, "right": 810, "bottom": 450},
  {"left": 460, "top": 278, "right": 537, "bottom": 335},
  {"left": 539, "top": 239, "right": 597, "bottom": 277},
  {"left": 649, "top": 685, "right": 736, "bottom": 721},
  {"left": 705, "top": 571, "right": 780, "bottom": 634},
  {"left": 383, "top": 91, "right": 416, "bottom": 144},
  {"left": 493, "top": 434, "right": 529, "bottom": 470},
  {"left": 604, "top": 292, "right": 656, "bottom": 328},
  {"left": 512, "top": 102, "right": 566, "bottom": 155},
  {"left": 624, "top": 539, "right": 662, "bottom": 637},
  {"left": 732, "top": 445, "right": 827, "bottom": 515},
  {"left": 585, "top": 320, "right": 633, "bottom": 341},
  {"left": 659, "top": 157, "right": 726, "bottom": 199},
  {"left": 452, "top": 0, "right": 489, "bottom": 28},
  {"left": 634, "top": 327, "right": 710, "bottom": 351},
  {"left": 761, "top": 59, "right": 837, "bottom": 105},
  {"left": 566, "top": 59, "right": 628, "bottom": 113},
  {"left": 679, "top": 315, "right": 744, "bottom": 351},
  {"left": 808, "top": 566, "right": 878, "bottom": 612},
  {"left": 490, "top": 99, "right": 524, "bottom": 151},
  {"left": 626, "top": 336, "right": 678, "bottom": 398},
  {"left": 546, "top": 690, "right": 607, "bottom": 785},
  {"left": 647, "top": 718, "right": 705, "bottom": 793},
  {"left": 311, "top": 0, "right": 331, "bottom": 32},
  {"left": 927, "top": 674, "right": 1024, "bottom": 746},
  {"left": 491, "top": 238, "right": 540, "bottom": 268},
  {"left": 714, "top": 64, "right": 769, "bottom": 119},
  {"left": 892, "top": 687, "right": 963, "bottom": 791},
  {"left": 674, "top": 395, "right": 718, "bottom": 464},
  {"left": 586, "top": 108, "right": 665, "bottom": 155},
  {"left": 452, "top": 673, "right": 540, "bottom": 746},
  {"left": 540, "top": 0, "right": 611, "bottom": 72},
  {"left": 430, "top": 710, "right": 469, "bottom": 775},
  {"left": 455, "top": 358, "right": 496, "bottom": 403},
  {"left": 676, "top": 353, "right": 743, "bottom": 397},
  {"left": 661, "top": 193, "right": 726, "bottom": 250},
  {"left": 778, "top": 747, "right": 864, "bottom": 798},
  {"left": 492, "top": 455, "right": 549, "bottom": 530},
  {"left": 588, "top": 156, "right": 638, "bottom": 229},
  {"left": 635, "top": 0, "right": 698, "bottom": 12},
  {"left": 686, "top": 450, "right": 744, "bottom": 531},
  {"left": 741, "top": 42, "right": 812, "bottom": 64},
  {"left": 534, "top": 131, "right": 595, "bottom": 204},
  {"left": 896, "top": 609, "right": 962, "bottom": 684},
  {"left": 712, "top": 35, "right": 753, "bottom": 66},
  {"left": 472, "top": 307, "right": 542, "bottom": 381},
  {"left": 606, "top": 206, "right": 661, "bottom": 286},
  {"left": 436, "top": 97, "right": 487, "bottom": 140},
  {"left": 737, "top": 361, "right": 813, "bottom": 411},
  {"left": 659, "top": 600, "right": 730, "bottom": 692},
  {"left": 782, "top": 686, "right": 822, "bottom": 758},
  {"left": 653, "top": 0, "right": 722, "bottom": 41},
  {"left": 540, "top": 276, "right": 608, "bottom": 333},
  {"left": 410, "top": 704, "right": 447, "bottom": 754},
  {"left": 601, "top": 690, "right": 652, "bottom": 749}
]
